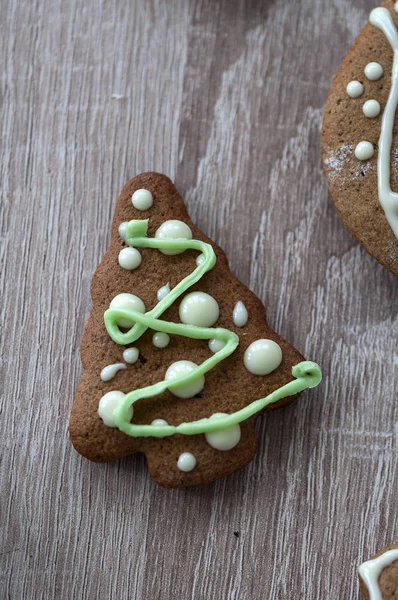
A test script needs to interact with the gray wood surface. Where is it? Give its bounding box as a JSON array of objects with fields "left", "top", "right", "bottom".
[{"left": 1, "top": 0, "right": 397, "bottom": 598}]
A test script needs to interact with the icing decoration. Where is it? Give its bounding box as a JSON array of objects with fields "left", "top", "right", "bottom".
[
  {"left": 157, "top": 283, "right": 171, "bottom": 301},
  {"left": 109, "top": 293, "right": 146, "bottom": 328},
  {"left": 233, "top": 301, "right": 248, "bottom": 327},
  {"left": 118, "top": 221, "right": 128, "bottom": 241},
  {"left": 364, "top": 61, "right": 384, "bottom": 81},
  {"left": 369, "top": 7, "right": 398, "bottom": 238},
  {"left": 395, "top": 1, "right": 398, "bottom": 14},
  {"left": 359, "top": 549, "right": 398, "bottom": 600},
  {"left": 118, "top": 247, "right": 142, "bottom": 270},
  {"left": 155, "top": 220, "right": 192, "bottom": 255},
  {"left": 98, "top": 391, "right": 133, "bottom": 427},
  {"left": 205, "top": 413, "right": 241, "bottom": 450},
  {"left": 209, "top": 338, "right": 226, "bottom": 353},
  {"left": 153, "top": 332, "right": 170, "bottom": 348},
  {"left": 165, "top": 360, "right": 205, "bottom": 398},
  {"left": 103, "top": 219, "right": 322, "bottom": 439},
  {"left": 244, "top": 339, "right": 282, "bottom": 375},
  {"left": 151, "top": 418, "right": 168, "bottom": 426},
  {"left": 196, "top": 254, "right": 205, "bottom": 266},
  {"left": 151, "top": 418, "right": 169, "bottom": 437},
  {"left": 177, "top": 452, "right": 197, "bottom": 472},
  {"left": 363, "top": 99, "right": 381, "bottom": 118},
  {"left": 346, "top": 80, "right": 364, "bottom": 98},
  {"left": 179, "top": 291, "right": 219, "bottom": 327},
  {"left": 100, "top": 363, "right": 126, "bottom": 382},
  {"left": 354, "top": 140, "right": 374, "bottom": 160},
  {"left": 123, "top": 347, "right": 139, "bottom": 364},
  {"left": 132, "top": 188, "right": 153, "bottom": 211}
]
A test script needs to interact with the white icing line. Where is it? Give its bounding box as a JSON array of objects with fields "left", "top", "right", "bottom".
[
  {"left": 369, "top": 7, "right": 398, "bottom": 238},
  {"left": 359, "top": 549, "right": 398, "bottom": 600}
]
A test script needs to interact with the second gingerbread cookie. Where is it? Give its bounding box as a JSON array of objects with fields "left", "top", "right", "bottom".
[
  {"left": 70, "top": 173, "right": 321, "bottom": 487},
  {"left": 322, "top": 1, "right": 398, "bottom": 277}
]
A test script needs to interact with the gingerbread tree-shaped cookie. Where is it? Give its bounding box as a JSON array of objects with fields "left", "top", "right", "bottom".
[{"left": 70, "top": 173, "right": 321, "bottom": 487}]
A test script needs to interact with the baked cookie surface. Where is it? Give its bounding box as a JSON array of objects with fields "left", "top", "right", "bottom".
[
  {"left": 322, "top": 0, "right": 398, "bottom": 277},
  {"left": 359, "top": 543, "right": 398, "bottom": 599},
  {"left": 69, "top": 172, "right": 321, "bottom": 487}
]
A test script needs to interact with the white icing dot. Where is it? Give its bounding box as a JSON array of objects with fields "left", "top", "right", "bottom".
[
  {"left": 109, "top": 293, "right": 146, "bottom": 329},
  {"left": 165, "top": 360, "right": 205, "bottom": 398},
  {"left": 364, "top": 61, "right": 384, "bottom": 81},
  {"left": 244, "top": 339, "right": 282, "bottom": 375},
  {"left": 205, "top": 413, "right": 241, "bottom": 451},
  {"left": 118, "top": 247, "right": 142, "bottom": 270},
  {"left": 209, "top": 338, "right": 226, "bottom": 353},
  {"left": 151, "top": 418, "right": 168, "bottom": 426},
  {"left": 232, "top": 301, "right": 248, "bottom": 327},
  {"left": 362, "top": 99, "right": 381, "bottom": 118},
  {"left": 354, "top": 141, "right": 374, "bottom": 160},
  {"left": 179, "top": 292, "right": 219, "bottom": 327},
  {"left": 157, "top": 283, "right": 171, "bottom": 301},
  {"left": 177, "top": 452, "right": 197, "bottom": 472},
  {"left": 153, "top": 332, "right": 170, "bottom": 348},
  {"left": 346, "top": 80, "right": 364, "bottom": 98},
  {"left": 98, "top": 391, "right": 133, "bottom": 428},
  {"left": 196, "top": 254, "right": 205, "bottom": 266},
  {"left": 123, "top": 347, "right": 139, "bottom": 364},
  {"left": 155, "top": 220, "right": 192, "bottom": 255},
  {"left": 151, "top": 418, "right": 169, "bottom": 437},
  {"left": 118, "top": 221, "right": 128, "bottom": 241},
  {"left": 132, "top": 188, "right": 153, "bottom": 211},
  {"left": 100, "top": 363, "right": 126, "bottom": 382}
]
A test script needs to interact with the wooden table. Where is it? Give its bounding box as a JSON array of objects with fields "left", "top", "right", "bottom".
[{"left": 1, "top": 0, "right": 397, "bottom": 598}]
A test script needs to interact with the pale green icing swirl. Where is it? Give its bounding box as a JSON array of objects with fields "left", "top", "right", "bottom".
[
  {"left": 114, "top": 360, "right": 321, "bottom": 438},
  {"left": 104, "top": 219, "right": 322, "bottom": 437}
]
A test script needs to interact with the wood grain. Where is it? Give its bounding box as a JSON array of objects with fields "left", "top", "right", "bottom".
[{"left": 1, "top": 0, "right": 397, "bottom": 598}]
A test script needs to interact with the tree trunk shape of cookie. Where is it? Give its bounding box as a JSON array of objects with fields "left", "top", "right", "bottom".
[{"left": 69, "top": 173, "right": 321, "bottom": 488}]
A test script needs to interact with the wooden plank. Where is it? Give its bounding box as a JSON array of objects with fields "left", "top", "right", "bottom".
[{"left": 1, "top": 0, "right": 396, "bottom": 598}]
